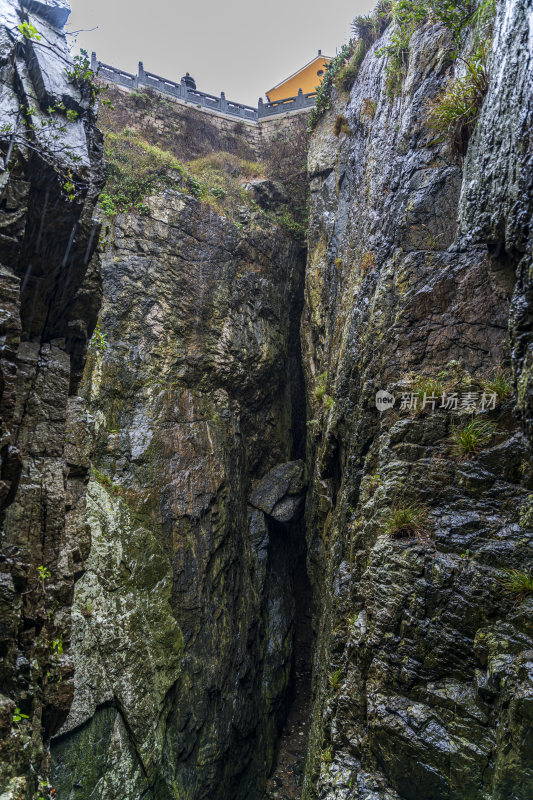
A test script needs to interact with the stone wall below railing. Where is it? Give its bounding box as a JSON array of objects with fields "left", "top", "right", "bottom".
[{"left": 98, "top": 83, "right": 309, "bottom": 168}]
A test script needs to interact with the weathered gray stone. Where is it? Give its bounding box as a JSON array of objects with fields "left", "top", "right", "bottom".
[
  {"left": 1, "top": 0, "right": 532, "bottom": 797},
  {"left": 25, "top": 13, "right": 80, "bottom": 108},
  {"left": 459, "top": 0, "right": 533, "bottom": 444},
  {"left": 55, "top": 181, "right": 306, "bottom": 799},
  {"left": 22, "top": 0, "right": 70, "bottom": 28}
]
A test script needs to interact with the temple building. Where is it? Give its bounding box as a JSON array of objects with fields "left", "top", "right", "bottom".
[{"left": 266, "top": 50, "right": 331, "bottom": 101}]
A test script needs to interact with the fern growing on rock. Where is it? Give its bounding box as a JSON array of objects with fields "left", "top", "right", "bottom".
[{"left": 426, "top": 43, "right": 489, "bottom": 153}]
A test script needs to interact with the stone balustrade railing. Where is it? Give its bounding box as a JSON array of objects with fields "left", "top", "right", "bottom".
[{"left": 91, "top": 53, "right": 317, "bottom": 121}]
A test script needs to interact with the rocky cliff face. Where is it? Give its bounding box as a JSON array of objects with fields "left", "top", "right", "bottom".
[
  {"left": 301, "top": 0, "right": 533, "bottom": 798},
  {"left": 1, "top": 0, "right": 532, "bottom": 799},
  {"left": 49, "top": 182, "right": 307, "bottom": 798},
  {"left": 0, "top": 1, "right": 104, "bottom": 798}
]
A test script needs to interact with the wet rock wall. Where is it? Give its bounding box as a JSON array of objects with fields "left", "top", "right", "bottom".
[
  {"left": 49, "top": 188, "right": 307, "bottom": 798},
  {"left": 301, "top": 1, "right": 533, "bottom": 798},
  {"left": 0, "top": 1, "right": 104, "bottom": 797}
]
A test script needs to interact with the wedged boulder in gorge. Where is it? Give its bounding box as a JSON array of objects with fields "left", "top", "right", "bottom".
[
  {"left": 242, "top": 178, "right": 288, "bottom": 211},
  {"left": 249, "top": 459, "right": 307, "bottom": 522}
]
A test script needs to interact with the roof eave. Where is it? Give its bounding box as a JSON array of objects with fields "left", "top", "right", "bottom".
[{"left": 266, "top": 54, "right": 331, "bottom": 95}]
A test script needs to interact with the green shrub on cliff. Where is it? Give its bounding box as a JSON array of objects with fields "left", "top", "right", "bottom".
[
  {"left": 376, "top": 0, "right": 421, "bottom": 97},
  {"left": 88, "top": 322, "right": 108, "bottom": 353},
  {"left": 333, "top": 40, "right": 368, "bottom": 93},
  {"left": 186, "top": 151, "right": 264, "bottom": 208},
  {"left": 307, "top": 3, "right": 390, "bottom": 129},
  {"left": 321, "top": 746, "right": 333, "bottom": 764},
  {"left": 66, "top": 49, "right": 112, "bottom": 107},
  {"left": 100, "top": 130, "right": 188, "bottom": 215},
  {"left": 308, "top": 43, "right": 355, "bottom": 130},
  {"left": 130, "top": 89, "right": 154, "bottom": 109},
  {"left": 101, "top": 131, "right": 248, "bottom": 215},
  {"left": 37, "top": 565, "right": 51, "bottom": 592},
  {"left": 12, "top": 707, "right": 29, "bottom": 725},
  {"left": 314, "top": 372, "right": 328, "bottom": 401},
  {"left": 377, "top": 0, "right": 495, "bottom": 97},
  {"left": 278, "top": 209, "right": 307, "bottom": 241},
  {"left": 426, "top": 43, "right": 489, "bottom": 153},
  {"left": 18, "top": 21, "right": 41, "bottom": 41},
  {"left": 354, "top": 1, "right": 394, "bottom": 44},
  {"left": 186, "top": 152, "right": 305, "bottom": 235}
]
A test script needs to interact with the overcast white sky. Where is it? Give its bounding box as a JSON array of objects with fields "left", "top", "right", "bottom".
[{"left": 67, "top": 0, "right": 375, "bottom": 105}]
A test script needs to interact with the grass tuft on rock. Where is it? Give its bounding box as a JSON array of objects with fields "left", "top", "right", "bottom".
[
  {"left": 360, "top": 97, "right": 378, "bottom": 120},
  {"left": 360, "top": 251, "right": 376, "bottom": 271},
  {"left": 314, "top": 371, "right": 328, "bottom": 401},
  {"left": 482, "top": 368, "right": 513, "bottom": 402},
  {"left": 411, "top": 375, "right": 445, "bottom": 406},
  {"left": 79, "top": 600, "right": 94, "bottom": 619},
  {"left": 499, "top": 569, "right": 533, "bottom": 603},
  {"left": 450, "top": 418, "right": 495, "bottom": 458},
  {"left": 385, "top": 502, "right": 429, "bottom": 538},
  {"left": 328, "top": 667, "right": 343, "bottom": 690},
  {"left": 333, "top": 115, "right": 351, "bottom": 137},
  {"left": 99, "top": 130, "right": 188, "bottom": 216}
]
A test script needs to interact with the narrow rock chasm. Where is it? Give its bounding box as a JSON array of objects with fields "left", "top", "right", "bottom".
[
  {"left": 45, "top": 150, "right": 313, "bottom": 798},
  {"left": 265, "top": 514, "right": 314, "bottom": 800},
  {"left": 262, "top": 245, "right": 314, "bottom": 800},
  {"left": 1, "top": 0, "right": 533, "bottom": 798}
]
